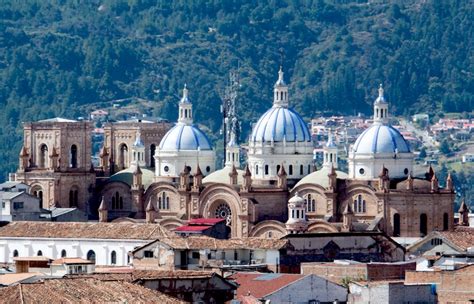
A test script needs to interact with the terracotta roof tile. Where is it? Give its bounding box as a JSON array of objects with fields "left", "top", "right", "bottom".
[
  {"left": 158, "top": 236, "right": 289, "bottom": 250},
  {"left": 0, "top": 277, "right": 183, "bottom": 303},
  {"left": 230, "top": 272, "right": 305, "bottom": 300},
  {"left": 0, "top": 221, "right": 172, "bottom": 240},
  {"left": 438, "top": 226, "right": 474, "bottom": 251}
]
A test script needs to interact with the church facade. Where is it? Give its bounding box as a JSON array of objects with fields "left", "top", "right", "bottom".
[{"left": 13, "top": 68, "right": 455, "bottom": 239}]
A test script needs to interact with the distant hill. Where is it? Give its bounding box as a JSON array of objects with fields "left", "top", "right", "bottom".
[{"left": 0, "top": 0, "right": 472, "bottom": 179}]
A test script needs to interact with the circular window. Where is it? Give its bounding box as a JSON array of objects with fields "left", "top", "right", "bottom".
[
  {"left": 404, "top": 168, "right": 409, "bottom": 175},
  {"left": 164, "top": 166, "right": 169, "bottom": 172},
  {"left": 215, "top": 203, "right": 232, "bottom": 220},
  {"left": 206, "top": 166, "right": 211, "bottom": 173},
  {"left": 359, "top": 168, "right": 365, "bottom": 175}
]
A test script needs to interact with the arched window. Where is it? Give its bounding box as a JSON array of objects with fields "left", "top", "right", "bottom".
[
  {"left": 393, "top": 213, "right": 401, "bottom": 237},
  {"left": 158, "top": 192, "right": 170, "bottom": 210},
  {"left": 112, "top": 192, "right": 123, "bottom": 210},
  {"left": 443, "top": 213, "right": 449, "bottom": 231},
  {"left": 289, "top": 165, "right": 293, "bottom": 176},
  {"left": 308, "top": 164, "right": 311, "bottom": 174},
  {"left": 265, "top": 165, "right": 269, "bottom": 175},
  {"left": 300, "top": 165, "right": 304, "bottom": 175},
  {"left": 150, "top": 144, "right": 156, "bottom": 168},
  {"left": 61, "top": 249, "right": 67, "bottom": 258},
  {"left": 305, "top": 194, "right": 316, "bottom": 213},
  {"left": 119, "top": 144, "right": 128, "bottom": 169},
  {"left": 111, "top": 251, "right": 117, "bottom": 265},
  {"left": 13, "top": 250, "right": 18, "bottom": 257},
  {"left": 87, "top": 250, "right": 96, "bottom": 263},
  {"left": 353, "top": 195, "right": 366, "bottom": 213},
  {"left": 37, "top": 250, "right": 43, "bottom": 256},
  {"left": 276, "top": 165, "right": 280, "bottom": 174},
  {"left": 420, "top": 214, "right": 428, "bottom": 236},
  {"left": 33, "top": 187, "right": 44, "bottom": 208},
  {"left": 70, "top": 145, "right": 78, "bottom": 168},
  {"left": 255, "top": 165, "right": 259, "bottom": 175},
  {"left": 69, "top": 189, "right": 79, "bottom": 207},
  {"left": 39, "top": 144, "right": 48, "bottom": 168}
]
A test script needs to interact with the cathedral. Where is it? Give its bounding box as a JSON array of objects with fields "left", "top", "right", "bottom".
[{"left": 13, "top": 67, "right": 455, "bottom": 239}]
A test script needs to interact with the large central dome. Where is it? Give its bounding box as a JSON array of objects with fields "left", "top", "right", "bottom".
[
  {"left": 353, "top": 124, "right": 410, "bottom": 154},
  {"left": 251, "top": 107, "right": 311, "bottom": 143}
]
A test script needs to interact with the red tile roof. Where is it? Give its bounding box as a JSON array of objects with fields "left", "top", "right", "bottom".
[
  {"left": 230, "top": 272, "right": 305, "bottom": 300},
  {"left": 174, "top": 225, "right": 211, "bottom": 232},
  {"left": 438, "top": 226, "right": 474, "bottom": 251},
  {"left": 188, "top": 218, "right": 225, "bottom": 225}
]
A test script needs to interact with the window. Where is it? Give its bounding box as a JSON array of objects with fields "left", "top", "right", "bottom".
[
  {"left": 39, "top": 144, "right": 48, "bottom": 168},
  {"left": 308, "top": 164, "right": 311, "bottom": 174},
  {"left": 420, "top": 214, "right": 428, "bottom": 236},
  {"left": 164, "top": 165, "right": 169, "bottom": 172},
  {"left": 69, "top": 189, "right": 79, "bottom": 207},
  {"left": 111, "top": 192, "right": 123, "bottom": 210},
  {"left": 61, "top": 250, "right": 67, "bottom": 258},
  {"left": 70, "top": 145, "right": 78, "bottom": 168},
  {"left": 144, "top": 250, "right": 153, "bottom": 258},
  {"left": 191, "top": 251, "right": 200, "bottom": 259},
  {"left": 265, "top": 165, "right": 269, "bottom": 175},
  {"left": 206, "top": 166, "right": 211, "bottom": 173},
  {"left": 305, "top": 194, "right": 316, "bottom": 213},
  {"left": 289, "top": 165, "right": 293, "bottom": 175},
  {"left": 234, "top": 250, "right": 238, "bottom": 260},
  {"left": 393, "top": 213, "right": 400, "bottom": 237},
  {"left": 353, "top": 195, "right": 366, "bottom": 213},
  {"left": 443, "top": 213, "right": 449, "bottom": 231},
  {"left": 158, "top": 192, "right": 170, "bottom": 209},
  {"left": 431, "top": 238, "right": 443, "bottom": 246},
  {"left": 13, "top": 250, "right": 18, "bottom": 257},
  {"left": 119, "top": 144, "right": 128, "bottom": 169},
  {"left": 37, "top": 250, "right": 43, "bottom": 256},
  {"left": 300, "top": 165, "right": 304, "bottom": 175},
  {"left": 359, "top": 168, "right": 365, "bottom": 175},
  {"left": 255, "top": 165, "right": 259, "bottom": 175},
  {"left": 111, "top": 251, "right": 117, "bottom": 265},
  {"left": 276, "top": 165, "right": 280, "bottom": 174},
  {"left": 404, "top": 168, "right": 409, "bottom": 175},
  {"left": 87, "top": 250, "right": 96, "bottom": 263},
  {"left": 13, "top": 202, "right": 24, "bottom": 209},
  {"left": 268, "top": 231, "right": 273, "bottom": 238},
  {"left": 1, "top": 202, "right": 5, "bottom": 209}
]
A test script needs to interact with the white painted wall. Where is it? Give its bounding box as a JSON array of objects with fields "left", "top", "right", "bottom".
[{"left": 0, "top": 237, "right": 151, "bottom": 266}]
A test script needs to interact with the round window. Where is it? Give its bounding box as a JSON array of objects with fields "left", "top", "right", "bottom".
[
  {"left": 206, "top": 166, "right": 211, "bottom": 172},
  {"left": 359, "top": 168, "right": 365, "bottom": 175},
  {"left": 164, "top": 166, "right": 169, "bottom": 172},
  {"left": 404, "top": 168, "right": 409, "bottom": 175}
]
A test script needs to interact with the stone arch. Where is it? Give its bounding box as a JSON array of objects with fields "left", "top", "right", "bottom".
[
  {"left": 249, "top": 220, "right": 287, "bottom": 238},
  {"left": 199, "top": 184, "right": 243, "bottom": 237},
  {"left": 158, "top": 218, "right": 184, "bottom": 230},
  {"left": 339, "top": 186, "right": 378, "bottom": 216},
  {"left": 118, "top": 143, "right": 129, "bottom": 169},
  {"left": 38, "top": 143, "right": 48, "bottom": 168},
  {"left": 144, "top": 182, "right": 180, "bottom": 214},
  {"left": 30, "top": 184, "right": 44, "bottom": 208},
  {"left": 307, "top": 220, "right": 339, "bottom": 233},
  {"left": 291, "top": 184, "right": 327, "bottom": 215},
  {"left": 70, "top": 144, "right": 78, "bottom": 168}
]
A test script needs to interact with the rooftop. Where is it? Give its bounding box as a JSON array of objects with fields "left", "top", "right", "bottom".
[
  {"left": 0, "top": 278, "right": 182, "bottom": 304},
  {"left": 188, "top": 218, "right": 225, "bottom": 225},
  {"left": 51, "top": 258, "right": 93, "bottom": 265},
  {"left": 230, "top": 272, "right": 305, "bottom": 300},
  {"left": 0, "top": 221, "right": 171, "bottom": 240}
]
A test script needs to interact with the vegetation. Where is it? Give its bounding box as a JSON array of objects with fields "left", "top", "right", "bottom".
[{"left": 0, "top": 0, "right": 472, "bottom": 185}]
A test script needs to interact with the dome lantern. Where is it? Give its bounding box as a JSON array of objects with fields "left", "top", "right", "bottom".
[
  {"left": 373, "top": 84, "right": 389, "bottom": 124},
  {"left": 273, "top": 66, "right": 289, "bottom": 108}
]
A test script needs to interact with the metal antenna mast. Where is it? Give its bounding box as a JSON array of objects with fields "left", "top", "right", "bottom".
[{"left": 220, "top": 69, "right": 240, "bottom": 167}]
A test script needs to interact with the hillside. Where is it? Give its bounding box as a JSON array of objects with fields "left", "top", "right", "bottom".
[{"left": 0, "top": 0, "right": 472, "bottom": 179}]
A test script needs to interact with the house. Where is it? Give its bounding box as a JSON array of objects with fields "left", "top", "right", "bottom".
[
  {"left": 0, "top": 181, "right": 29, "bottom": 193},
  {"left": 348, "top": 280, "right": 436, "bottom": 303},
  {"left": 280, "top": 232, "right": 406, "bottom": 273},
  {"left": 405, "top": 264, "right": 474, "bottom": 303},
  {"left": 174, "top": 218, "right": 228, "bottom": 239},
  {"left": 407, "top": 226, "right": 474, "bottom": 270},
  {"left": 0, "top": 277, "right": 182, "bottom": 304},
  {"left": 50, "top": 258, "right": 95, "bottom": 276},
  {"left": 69, "top": 270, "right": 236, "bottom": 303},
  {"left": 0, "top": 191, "right": 43, "bottom": 222},
  {"left": 40, "top": 207, "right": 88, "bottom": 222},
  {"left": 0, "top": 221, "right": 171, "bottom": 266},
  {"left": 301, "top": 260, "right": 416, "bottom": 284},
  {"left": 0, "top": 272, "right": 44, "bottom": 287},
  {"left": 230, "top": 272, "right": 348, "bottom": 303},
  {"left": 90, "top": 109, "right": 109, "bottom": 120},
  {"left": 131, "top": 236, "right": 288, "bottom": 272}
]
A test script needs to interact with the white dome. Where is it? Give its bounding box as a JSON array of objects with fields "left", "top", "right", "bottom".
[
  {"left": 353, "top": 124, "right": 410, "bottom": 154},
  {"left": 159, "top": 123, "right": 212, "bottom": 151},
  {"left": 251, "top": 107, "right": 311, "bottom": 143}
]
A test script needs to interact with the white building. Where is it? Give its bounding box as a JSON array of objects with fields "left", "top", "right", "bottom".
[
  {"left": 348, "top": 85, "right": 414, "bottom": 179},
  {"left": 155, "top": 85, "right": 216, "bottom": 178},
  {"left": 247, "top": 67, "right": 314, "bottom": 181},
  {"left": 0, "top": 221, "right": 171, "bottom": 266}
]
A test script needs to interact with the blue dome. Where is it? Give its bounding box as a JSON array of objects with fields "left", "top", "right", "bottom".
[
  {"left": 251, "top": 107, "right": 311, "bottom": 142},
  {"left": 353, "top": 125, "right": 410, "bottom": 154},
  {"left": 159, "top": 124, "right": 213, "bottom": 151}
]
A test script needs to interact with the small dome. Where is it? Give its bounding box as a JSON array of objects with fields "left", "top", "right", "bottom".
[
  {"left": 109, "top": 167, "right": 155, "bottom": 190},
  {"left": 352, "top": 124, "right": 410, "bottom": 154},
  {"left": 159, "top": 124, "right": 212, "bottom": 151},
  {"left": 251, "top": 107, "right": 311, "bottom": 143},
  {"left": 295, "top": 166, "right": 348, "bottom": 188},
  {"left": 202, "top": 166, "right": 245, "bottom": 185}
]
